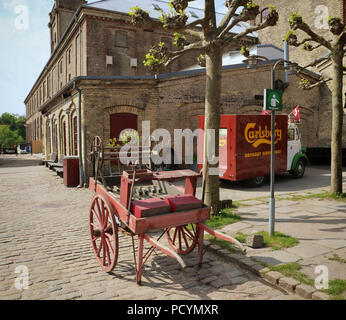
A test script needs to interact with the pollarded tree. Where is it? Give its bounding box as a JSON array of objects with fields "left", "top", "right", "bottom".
[
  {"left": 285, "top": 13, "right": 345, "bottom": 195},
  {"left": 129, "top": 0, "right": 279, "bottom": 214}
]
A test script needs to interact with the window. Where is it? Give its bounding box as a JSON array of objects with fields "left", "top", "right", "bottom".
[
  {"left": 116, "top": 30, "right": 128, "bottom": 47},
  {"left": 288, "top": 129, "right": 295, "bottom": 141},
  {"left": 68, "top": 48, "right": 72, "bottom": 64},
  {"left": 73, "top": 116, "right": 78, "bottom": 156},
  {"left": 47, "top": 74, "right": 51, "bottom": 98},
  {"left": 59, "top": 60, "right": 63, "bottom": 74}
]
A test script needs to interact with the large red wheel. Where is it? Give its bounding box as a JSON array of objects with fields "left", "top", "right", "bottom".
[
  {"left": 165, "top": 224, "right": 198, "bottom": 255},
  {"left": 89, "top": 194, "right": 118, "bottom": 273}
]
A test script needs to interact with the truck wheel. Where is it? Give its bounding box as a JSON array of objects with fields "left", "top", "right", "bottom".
[
  {"left": 292, "top": 159, "right": 305, "bottom": 178},
  {"left": 244, "top": 176, "right": 266, "bottom": 187}
]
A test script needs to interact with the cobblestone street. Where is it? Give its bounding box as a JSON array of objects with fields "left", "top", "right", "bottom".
[{"left": 0, "top": 155, "right": 302, "bottom": 300}]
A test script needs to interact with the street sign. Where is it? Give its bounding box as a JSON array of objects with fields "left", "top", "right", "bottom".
[{"left": 264, "top": 89, "right": 283, "bottom": 111}]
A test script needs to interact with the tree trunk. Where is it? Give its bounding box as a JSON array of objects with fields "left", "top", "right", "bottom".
[
  {"left": 203, "top": 45, "right": 222, "bottom": 214},
  {"left": 330, "top": 50, "right": 344, "bottom": 194}
]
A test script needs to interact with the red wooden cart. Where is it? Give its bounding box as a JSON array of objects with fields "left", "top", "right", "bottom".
[{"left": 88, "top": 136, "right": 245, "bottom": 285}]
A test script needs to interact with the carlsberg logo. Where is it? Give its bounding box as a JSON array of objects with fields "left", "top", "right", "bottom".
[{"left": 245, "top": 123, "right": 282, "bottom": 148}]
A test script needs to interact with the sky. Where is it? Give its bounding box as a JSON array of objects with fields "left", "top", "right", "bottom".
[{"left": 0, "top": 0, "right": 227, "bottom": 117}]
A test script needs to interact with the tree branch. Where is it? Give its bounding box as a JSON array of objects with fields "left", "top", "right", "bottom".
[
  {"left": 298, "top": 54, "right": 331, "bottom": 71},
  {"left": 290, "top": 18, "right": 333, "bottom": 50},
  {"left": 218, "top": 0, "right": 247, "bottom": 32},
  {"left": 302, "top": 78, "right": 332, "bottom": 90},
  {"left": 224, "top": 10, "right": 278, "bottom": 44},
  {"left": 181, "top": 27, "right": 204, "bottom": 40}
]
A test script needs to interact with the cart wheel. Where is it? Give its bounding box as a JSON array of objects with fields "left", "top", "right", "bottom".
[
  {"left": 165, "top": 224, "right": 198, "bottom": 255},
  {"left": 89, "top": 194, "right": 118, "bottom": 273},
  {"left": 89, "top": 136, "right": 104, "bottom": 166}
]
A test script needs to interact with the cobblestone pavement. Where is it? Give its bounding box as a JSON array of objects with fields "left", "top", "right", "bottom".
[{"left": 0, "top": 155, "right": 302, "bottom": 300}]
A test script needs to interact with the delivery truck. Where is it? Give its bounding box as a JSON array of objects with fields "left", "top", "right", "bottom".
[{"left": 198, "top": 114, "right": 308, "bottom": 187}]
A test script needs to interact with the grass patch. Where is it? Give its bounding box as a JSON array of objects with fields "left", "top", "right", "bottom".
[
  {"left": 265, "top": 263, "right": 314, "bottom": 287},
  {"left": 280, "top": 191, "right": 346, "bottom": 203},
  {"left": 206, "top": 207, "right": 241, "bottom": 229},
  {"left": 205, "top": 235, "right": 240, "bottom": 253},
  {"left": 235, "top": 231, "right": 299, "bottom": 250},
  {"left": 328, "top": 254, "right": 346, "bottom": 264},
  {"left": 323, "top": 279, "right": 346, "bottom": 300}
]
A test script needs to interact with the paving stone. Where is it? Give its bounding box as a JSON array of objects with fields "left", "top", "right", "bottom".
[
  {"left": 279, "top": 277, "right": 300, "bottom": 293},
  {"left": 310, "top": 239, "right": 346, "bottom": 250},
  {"left": 275, "top": 207, "right": 297, "bottom": 214},
  {"left": 220, "top": 222, "right": 252, "bottom": 234},
  {"left": 295, "top": 284, "right": 316, "bottom": 299},
  {"left": 264, "top": 271, "right": 283, "bottom": 285},
  {"left": 252, "top": 251, "right": 301, "bottom": 265},
  {"left": 0, "top": 155, "right": 304, "bottom": 301},
  {"left": 286, "top": 244, "right": 331, "bottom": 259},
  {"left": 312, "top": 291, "right": 330, "bottom": 300}
]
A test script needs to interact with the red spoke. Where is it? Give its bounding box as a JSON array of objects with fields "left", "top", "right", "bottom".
[
  {"left": 183, "top": 226, "right": 195, "bottom": 240},
  {"left": 102, "top": 238, "right": 106, "bottom": 266},
  {"left": 172, "top": 228, "right": 178, "bottom": 244},
  {"left": 178, "top": 228, "right": 182, "bottom": 251},
  {"left": 104, "top": 208, "right": 109, "bottom": 229},
  {"left": 181, "top": 228, "right": 190, "bottom": 249},
  {"left": 90, "top": 222, "right": 99, "bottom": 229},
  {"left": 105, "top": 237, "right": 114, "bottom": 255},
  {"left": 97, "top": 237, "right": 103, "bottom": 257},
  {"left": 105, "top": 232, "right": 115, "bottom": 241},
  {"left": 96, "top": 199, "right": 103, "bottom": 226},
  {"left": 92, "top": 209, "right": 102, "bottom": 226},
  {"left": 103, "top": 237, "right": 111, "bottom": 266},
  {"left": 101, "top": 200, "right": 106, "bottom": 227}
]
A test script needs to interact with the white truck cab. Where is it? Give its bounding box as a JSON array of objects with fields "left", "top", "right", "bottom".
[{"left": 287, "top": 123, "right": 308, "bottom": 178}]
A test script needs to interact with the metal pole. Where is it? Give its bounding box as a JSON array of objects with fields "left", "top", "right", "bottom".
[{"left": 269, "top": 65, "right": 276, "bottom": 237}]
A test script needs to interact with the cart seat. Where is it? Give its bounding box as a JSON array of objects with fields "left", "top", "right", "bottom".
[
  {"left": 164, "top": 195, "right": 203, "bottom": 212},
  {"left": 131, "top": 198, "right": 171, "bottom": 218}
]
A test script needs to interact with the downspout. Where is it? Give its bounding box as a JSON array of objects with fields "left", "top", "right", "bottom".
[
  {"left": 74, "top": 81, "right": 84, "bottom": 188},
  {"left": 284, "top": 40, "right": 289, "bottom": 83},
  {"left": 80, "top": 22, "right": 88, "bottom": 188}
]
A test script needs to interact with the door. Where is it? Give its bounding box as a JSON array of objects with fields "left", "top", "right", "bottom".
[
  {"left": 110, "top": 113, "right": 138, "bottom": 169},
  {"left": 110, "top": 113, "right": 138, "bottom": 140}
]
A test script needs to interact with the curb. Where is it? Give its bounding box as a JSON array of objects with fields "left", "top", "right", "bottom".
[{"left": 204, "top": 240, "right": 329, "bottom": 300}]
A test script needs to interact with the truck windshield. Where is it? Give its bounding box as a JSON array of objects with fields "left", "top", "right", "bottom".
[{"left": 288, "top": 128, "right": 295, "bottom": 141}]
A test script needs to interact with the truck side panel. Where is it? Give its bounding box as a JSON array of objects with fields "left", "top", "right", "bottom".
[
  {"left": 233, "top": 115, "right": 287, "bottom": 181},
  {"left": 198, "top": 115, "right": 288, "bottom": 182}
]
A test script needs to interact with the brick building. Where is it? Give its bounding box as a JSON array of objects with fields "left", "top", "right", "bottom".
[
  {"left": 25, "top": 0, "right": 337, "bottom": 186},
  {"left": 254, "top": 0, "right": 346, "bottom": 154}
]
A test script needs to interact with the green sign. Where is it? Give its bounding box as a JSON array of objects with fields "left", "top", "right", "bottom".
[{"left": 264, "top": 89, "right": 283, "bottom": 111}]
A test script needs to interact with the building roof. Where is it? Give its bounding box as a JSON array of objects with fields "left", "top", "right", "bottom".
[
  {"left": 183, "top": 44, "right": 285, "bottom": 71},
  {"left": 86, "top": 0, "right": 252, "bottom": 35},
  {"left": 25, "top": 0, "right": 255, "bottom": 103}
]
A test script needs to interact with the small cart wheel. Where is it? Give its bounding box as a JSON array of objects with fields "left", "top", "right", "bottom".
[
  {"left": 89, "top": 136, "right": 104, "bottom": 167},
  {"left": 89, "top": 194, "right": 118, "bottom": 273},
  {"left": 165, "top": 224, "right": 198, "bottom": 255}
]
